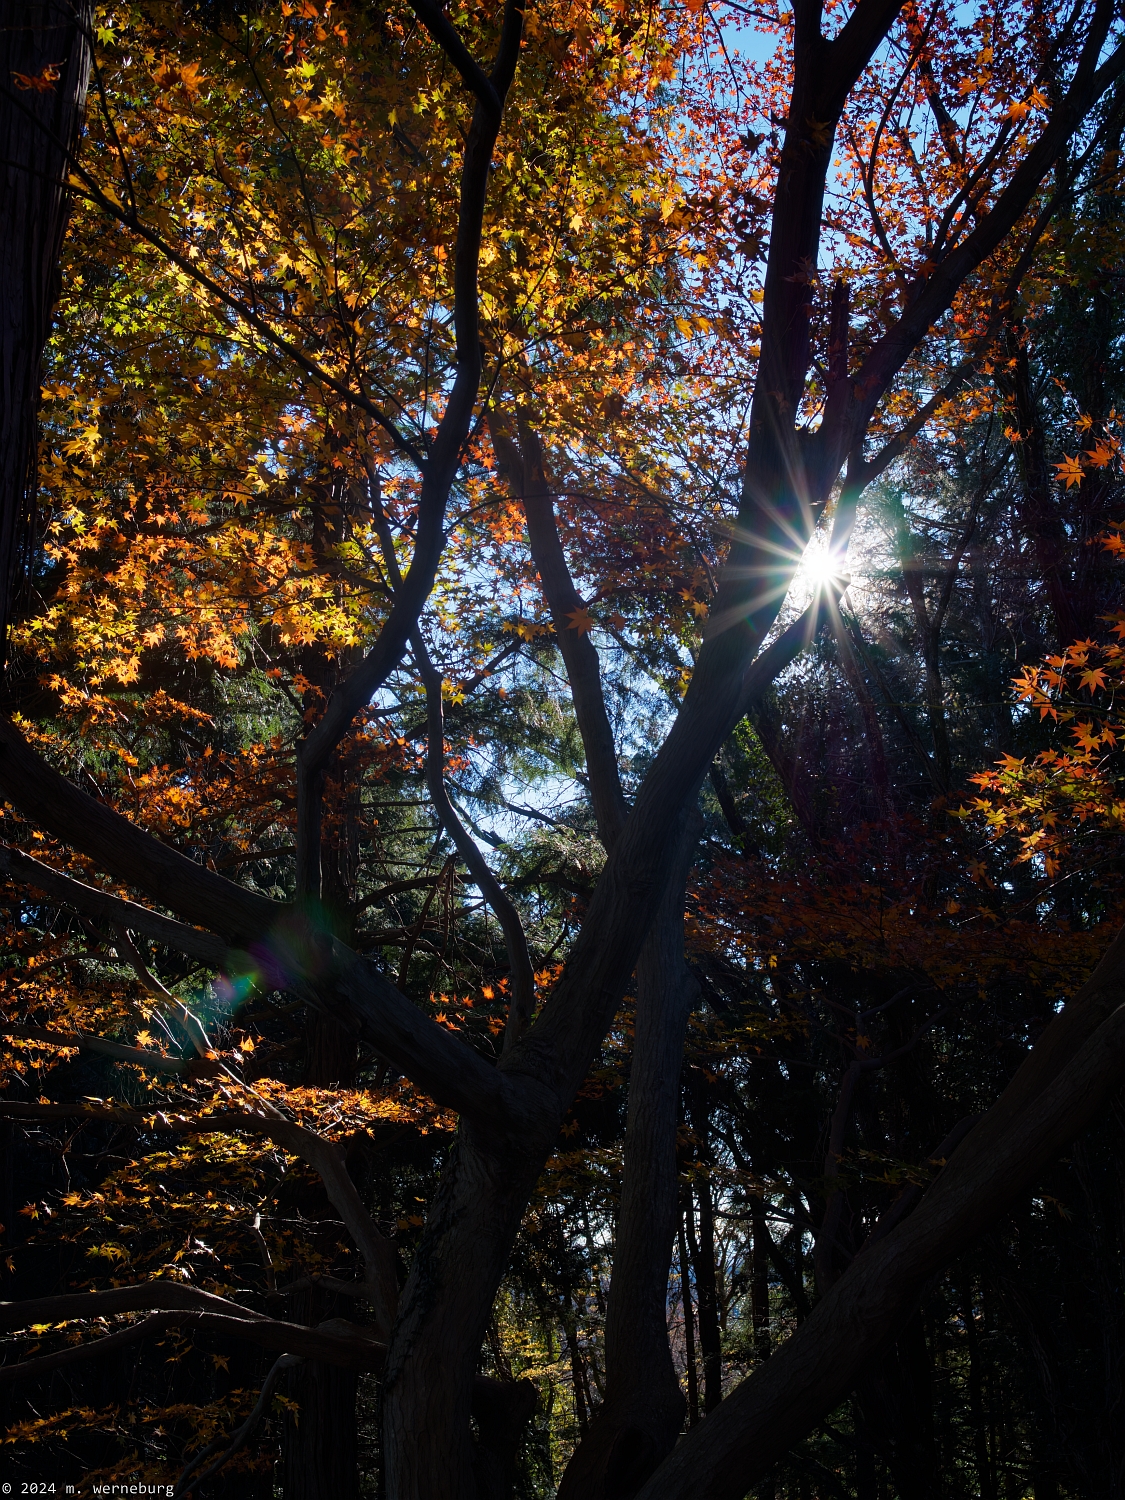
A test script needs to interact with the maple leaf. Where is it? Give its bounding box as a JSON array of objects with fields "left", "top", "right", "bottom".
[
  {"left": 566, "top": 605, "right": 597, "bottom": 635},
  {"left": 1085, "top": 443, "right": 1115, "bottom": 468},
  {"left": 12, "top": 64, "right": 60, "bottom": 93},
  {"left": 1077, "top": 667, "right": 1107, "bottom": 694},
  {"left": 1073, "top": 721, "right": 1100, "bottom": 751},
  {"left": 1054, "top": 455, "right": 1084, "bottom": 489},
  {"left": 804, "top": 117, "right": 833, "bottom": 150}
]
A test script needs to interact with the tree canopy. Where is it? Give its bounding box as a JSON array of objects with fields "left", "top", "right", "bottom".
[{"left": 2, "top": 0, "right": 1125, "bottom": 1496}]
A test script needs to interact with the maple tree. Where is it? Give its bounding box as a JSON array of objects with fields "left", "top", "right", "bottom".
[{"left": 2, "top": 0, "right": 1125, "bottom": 1497}]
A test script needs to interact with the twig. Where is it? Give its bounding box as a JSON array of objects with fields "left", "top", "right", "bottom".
[{"left": 174, "top": 1352, "right": 303, "bottom": 1497}]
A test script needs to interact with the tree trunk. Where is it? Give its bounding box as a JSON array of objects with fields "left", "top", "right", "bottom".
[
  {"left": 0, "top": 0, "right": 92, "bottom": 650},
  {"left": 685, "top": 1172, "right": 724, "bottom": 1416},
  {"left": 283, "top": 1286, "right": 359, "bottom": 1500},
  {"left": 556, "top": 829, "right": 698, "bottom": 1499},
  {"left": 679, "top": 1214, "right": 700, "bottom": 1430},
  {"left": 1000, "top": 328, "right": 1081, "bottom": 648},
  {"left": 856, "top": 1312, "right": 937, "bottom": 1500},
  {"left": 285, "top": 961, "right": 362, "bottom": 1498},
  {"left": 962, "top": 1280, "right": 998, "bottom": 1500}
]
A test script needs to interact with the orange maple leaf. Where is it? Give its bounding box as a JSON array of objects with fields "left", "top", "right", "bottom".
[
  {"left": 1055, "top": 455, "right": 1084, "bottom": 489},
  {"left": 12, "top": 64, "right": 60, "bottom": 93},
  {"left": 567, "top": 605, "right": 597, "bottom": 635}
]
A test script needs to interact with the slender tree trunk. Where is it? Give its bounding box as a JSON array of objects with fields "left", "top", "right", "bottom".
[
  {"left": 0, "top": 0, "right": 92, "bottom": 651},
  {"left": 685, "top": 1172, "right": 724, "bottom": 1415},
  {"left": 962, "top": 1280, "right": 998, "bottom": 1500},
  {"left": 679, "top": 1214, "right": 700, "bottom": 1430},
  {"left": 556, "top": 831, "right": 698, "bottom": 1499},
  {"left": 1000, "top": 328, "right": 1081, "bottom": 648},
  {"left": 894, "top": 515, "right": 953, "bottom": 794},
  {"left": 749, "top": 1200, "right": 770, "bottom": 1359},
  {"left": 832, "top": 1319, "right": 941, "bottom": 1500},
  {"left": 286, "top": 899, "right": 362, "bottom": 1500},
  {"left": 853, "top": 1398, "right": 878, "bottom": 1500},
  {"left": 833, "top": 617, "right": 893, "bottom": 823},
  {"left": 747, "top": 695, "right": 818, "bottom": 838}
]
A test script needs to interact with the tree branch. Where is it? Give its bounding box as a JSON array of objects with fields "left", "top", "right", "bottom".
[
  {"left": 0, "top": 1022, "right": 216, "bottom": 1077},
  {"left": 412, "top": 626, "right": 535, "bottom": 1047},
  {"left": 408, "top": 0, "right": 502, "bottom": 115},
  {"left": 0, "top": 719, "right": 280, "bottom": 942},
  {"left": 174, "top": 1351, "right": 303, "bottom": 1498},
  {"left": 293, "top": 0, "right": 527, "bottom": 891},
  {"left": 489, "top": 411, "right": 628, "bottom": 849},
  {"left": 0, "top": 1308, "right": 383, "bottom": 1382},
  {"left": 0, "top": 843, "right": 229, "bottom": 965}
]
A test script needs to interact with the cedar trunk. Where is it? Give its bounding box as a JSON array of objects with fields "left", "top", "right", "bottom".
[{"left": 0, "top": 0, "right": 91, "bottom": 647}]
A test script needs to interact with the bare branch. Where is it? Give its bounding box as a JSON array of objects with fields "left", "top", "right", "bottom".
[
  {"left": 0, "top": 1283, "right": 272, "bottom": 1332},
  {"left": 258, "top": 1116, "right": 398, "bottom": 1342},
  {"left": 113, "top": 925, "right": 215, "bottom": 1057},
  {"left": 490, "top": 412, "right": 628, "bottom": 849},
  {"left": 0, "top": 1308, "right": 383, "bottom": 1382}
]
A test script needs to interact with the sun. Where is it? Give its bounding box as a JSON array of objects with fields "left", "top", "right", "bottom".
[{"left": 794, "top": 539, "right": 849, "bottom": 595}]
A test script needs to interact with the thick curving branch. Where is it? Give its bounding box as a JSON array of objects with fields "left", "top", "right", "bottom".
[
  {"left": 408, "top": 0, "right": 502, "bottom": 115},
  {"left": 0, "top": 1282, "right": 272, "bottom": 1331},
  {"left": 0, "top": 1309, "right": 382, "bottom": 1382},
  {"left": 0, "top": 842, "right": 230, "bottom": 965},
  {"left": 489, "top": 412, "right": 628, "bottom": 848},
  {"left": 0, "top": 718, "right": 280, "bottom": 942},
  {"left": 0, "top": 729, "right": 530, "bottom": 1131}
]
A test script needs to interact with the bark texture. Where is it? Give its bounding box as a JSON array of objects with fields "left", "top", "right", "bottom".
[{"left": 0, "top": 0, "right": 92, "bottom": 649}]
